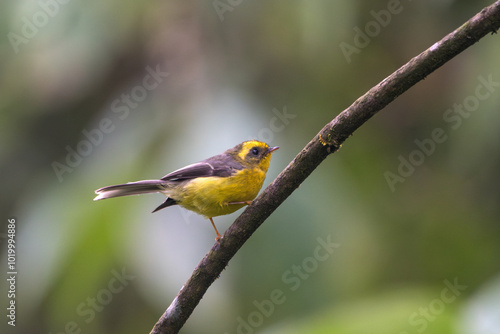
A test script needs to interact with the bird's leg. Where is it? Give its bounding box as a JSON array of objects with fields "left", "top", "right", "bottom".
[{"left": 209, "top": 217, "right": 222, "bottom": 242}]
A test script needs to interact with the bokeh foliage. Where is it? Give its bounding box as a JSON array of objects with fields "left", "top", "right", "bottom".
[{"left": 1, "top": 1, "right": 499, "bottom": 333}]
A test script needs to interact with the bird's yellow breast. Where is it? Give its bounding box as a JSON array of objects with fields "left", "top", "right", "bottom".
[{"left": 172, "top": 167, "right": 267, "bottom": 218}]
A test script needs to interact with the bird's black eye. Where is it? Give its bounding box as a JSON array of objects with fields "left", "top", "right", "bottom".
[{"left": 250, "top": 147, "right": 259, "bottom": 156}]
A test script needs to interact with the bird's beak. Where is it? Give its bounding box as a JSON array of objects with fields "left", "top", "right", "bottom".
[{"left": 268, "top": 146, "right": 279, "bottom": 154}]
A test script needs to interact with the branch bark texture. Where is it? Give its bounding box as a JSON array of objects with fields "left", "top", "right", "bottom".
[{"left": 150, "top": 2, "right": 500, "bottom": 333}]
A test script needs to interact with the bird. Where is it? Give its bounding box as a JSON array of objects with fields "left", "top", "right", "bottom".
[{"left": 94, "top": 140, "right": 279, "bottom": 241}]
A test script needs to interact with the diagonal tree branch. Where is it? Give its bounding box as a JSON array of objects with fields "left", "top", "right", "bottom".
[{"left": 150, "top": 2, "right": 500, "bottom": 333}]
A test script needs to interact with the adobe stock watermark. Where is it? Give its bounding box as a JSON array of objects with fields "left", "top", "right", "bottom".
[
  {"left": 51, "top": 64, "right": 169, "bottom": 182},
  {"left": 224, "top": 235, "right": 340, "bottom": 334},
  {"left": 254, "top": 106, "right": 296, "bottom": 144},
  {"left": 212, "top": 0, "right": 245, "bottom": 22},
  {"left": 340, "top": 0, "right": 412, "bottom": 64},
  {"left": 399, "top": 277, "right": 467, "bottom": 334},
  {"left": 48, "top": 267, "right": 135, "bottom": 334},
  {"left": 7, "top": 0, "right": 74, "bottom": 54},
  {"left": 385, "top": 74, "right": 500, "bottom": 192},
  {"left": 6, "top": 218, "right": 17, "bottom": 327}
]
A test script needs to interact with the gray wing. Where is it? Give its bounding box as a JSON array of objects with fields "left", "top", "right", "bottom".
[{"left": 161, "top": 154, "right": 243, "bottom": 181}]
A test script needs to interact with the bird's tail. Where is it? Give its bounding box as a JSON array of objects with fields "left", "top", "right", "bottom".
[{"left": 93, "top": 180, "right": 165, "bottom": 201}]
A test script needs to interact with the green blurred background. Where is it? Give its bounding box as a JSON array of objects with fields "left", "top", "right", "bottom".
[{"left": 1, "top": 1, "right": 500, "bottom": 333}]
